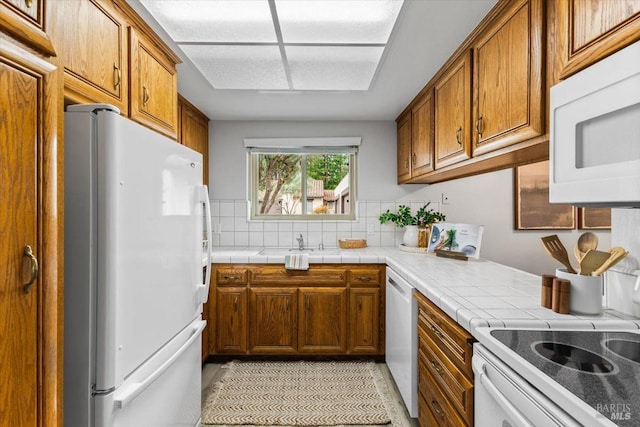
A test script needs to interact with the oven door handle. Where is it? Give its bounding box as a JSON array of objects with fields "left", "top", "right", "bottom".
[{"left": 476, "top": 360, "right": 534, "bottom": 427}]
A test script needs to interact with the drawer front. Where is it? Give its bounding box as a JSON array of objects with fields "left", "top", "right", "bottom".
[
  {"left": 419, "top": 360, "right": 467, "bottom": 427},
  {"left": 251, "top": 266, "right": 347, "bottom": 286},
  {"left": 348, "top": 267, "right": 382, "bottom": 286},
  {"left": 215, "top": 267, "right": 248, "bottom": 285},
  {"left": 419, "top": 330, "right": 473, "bottom": 425},
  {"left": 417, "top": 293, "right": 473, "bottom": 378},
  {"left": 418, "top": 392, "right": 442, "bottom": 427}
]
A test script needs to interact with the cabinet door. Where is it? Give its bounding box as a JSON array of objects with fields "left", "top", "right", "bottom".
[
  {"left": 559, "top": 0, "right": 640, "bottom": 78},
  {"left": 215, "top": 287, "right": 247, "bottom": 353},
  {"left": 298, "top": 288, "right": 347, "bottom": 353},
  {"left": 178, "top": 96, "right": 209, "bottom": 185},
  {"left": 434, "top": 51, "right": 471, "bottom": 169},
  {"left": 249, "top": 288, "right": 298, "bottom": 354},
  {"left": 396, "top": 112, "right": 412, "bottom": 183},
  {"left": 473, "top": 0, "right": 544, "bottom": 156},
  {"left": 411, "top": 90, "right": 434, "bottom": 177},
  {"left": 1, "top": 42, "right": 58, "bottom": 427},
  {"left": 129, "top": 27, "right": 178, "bottom": 139},
  {"left": 61, "top": 0, "right": 128, "bottom": 113},
  {"left": 0, "top": 0, "right": 55, "bottom": 55},
  {"left": 348, "top": 288, "right": 380, "bottom": 354}
]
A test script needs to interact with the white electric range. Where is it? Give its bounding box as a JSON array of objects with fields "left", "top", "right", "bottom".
[{"left": 474, "top": 328, "right": 640, "bottom": 426}]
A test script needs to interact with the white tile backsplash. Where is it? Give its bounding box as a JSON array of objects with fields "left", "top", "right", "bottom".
[{"left": 210, "top": 199, "right": 437, "bottom": 249}]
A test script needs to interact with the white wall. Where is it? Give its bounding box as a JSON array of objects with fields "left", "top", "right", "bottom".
[{"left": 209, "top": 120, "right": 610, "bottom": 276}]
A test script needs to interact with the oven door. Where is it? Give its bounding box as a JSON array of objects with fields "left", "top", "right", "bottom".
[{"left": 473, "top": 344, "right": 581, "bottom": 427}]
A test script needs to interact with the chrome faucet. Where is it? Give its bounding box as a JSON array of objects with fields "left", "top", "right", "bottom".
[{"left": 296, "top": 233, "right": 304, "bottom": 250}]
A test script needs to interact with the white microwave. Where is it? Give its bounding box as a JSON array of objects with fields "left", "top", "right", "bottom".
[{"left": 550, "top": 40, "right": 640, "bottom": 207}]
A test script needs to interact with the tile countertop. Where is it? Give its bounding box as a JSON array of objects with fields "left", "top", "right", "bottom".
[{"left": 210, "top": 246, "right": 640, "bottom": 338}]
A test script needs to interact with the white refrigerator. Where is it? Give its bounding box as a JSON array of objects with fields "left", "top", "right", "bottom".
[{"left": 64, "top": 104, "right": 212, "bottom": 427}]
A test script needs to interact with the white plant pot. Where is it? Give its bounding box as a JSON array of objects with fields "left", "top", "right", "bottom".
[{"left": 403, "top": 225, "right": 419, "bottom": 247}]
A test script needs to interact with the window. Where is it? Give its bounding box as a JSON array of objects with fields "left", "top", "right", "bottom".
[{"left": 246, "top": 138, "right": 359, "bottom": 220}]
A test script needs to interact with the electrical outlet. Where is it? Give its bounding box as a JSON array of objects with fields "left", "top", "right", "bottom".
[{"left": 441, "top": 193, "right": 450, "bottom": 205}]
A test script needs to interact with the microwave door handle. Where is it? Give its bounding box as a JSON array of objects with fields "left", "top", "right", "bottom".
[
  {"left": 477, "top": 361, "right": 534, "bottom": 427},
  {"left": 198, "top": 185, "right": 212, "bottom": 303}
]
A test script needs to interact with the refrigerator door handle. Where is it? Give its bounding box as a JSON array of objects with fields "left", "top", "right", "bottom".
[
  {"left": 113, "top": 320, "right": 206, "bottom": 409},
  {"left": 198, "top": 185, "right": 212, "bottom": 303}
]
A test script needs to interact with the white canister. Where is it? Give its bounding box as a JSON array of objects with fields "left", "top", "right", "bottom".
[{"left": 555, "top": 268, "right": 603, "bottom": 315}]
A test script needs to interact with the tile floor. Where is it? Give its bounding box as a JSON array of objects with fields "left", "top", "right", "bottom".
[{"left": 201, "top": 362, "right": 418, "bottom": 427}]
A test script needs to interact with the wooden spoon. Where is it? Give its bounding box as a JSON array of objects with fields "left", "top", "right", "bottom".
[
  {"left": 575, "top": 232, "right": 598, "bottom": 262},
  {"left": 579, "top": 249, "right": 611, "bottom": 276},
  {"left": 541, "top": 235, "right": 577, "bottom": 274}
]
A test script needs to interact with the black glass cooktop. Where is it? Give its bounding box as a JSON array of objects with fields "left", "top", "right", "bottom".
[{"left": 490, "top": 330, "right": 640, "bottom": 426}]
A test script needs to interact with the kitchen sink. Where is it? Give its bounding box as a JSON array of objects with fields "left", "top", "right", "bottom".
[{"left": 258, "top": 247, "right": 341, "bottom": 256}]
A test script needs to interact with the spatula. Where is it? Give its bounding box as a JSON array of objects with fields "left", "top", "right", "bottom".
[
  {"left": 578, "top": 249, "right": 611, "bottom": 275},
  {"left": 541, "top": 235, "right": 577, "bottom": 274},
  {"left": 592, "top": 247, "right": 628, "bottom": 276}
]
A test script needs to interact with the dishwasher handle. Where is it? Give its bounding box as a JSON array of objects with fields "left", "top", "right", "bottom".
[{"left": 387, "top": 276, "right": 412, "bottom": 301}]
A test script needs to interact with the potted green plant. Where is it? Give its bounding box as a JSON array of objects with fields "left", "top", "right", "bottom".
[{"left": 379, "top": 202, "right": 446, "bottom": 247}]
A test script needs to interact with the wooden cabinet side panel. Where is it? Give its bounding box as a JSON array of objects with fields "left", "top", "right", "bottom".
[
  {"left": 396, "top": 113, "right": 412, "bottom": 182},
  {"left": 178, "top": 96, "right": 209, "bottom": 185}
]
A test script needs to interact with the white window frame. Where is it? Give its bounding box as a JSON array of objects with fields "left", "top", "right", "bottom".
[{"left": 245, "top": 137, "right": 360, "bottom": 221}]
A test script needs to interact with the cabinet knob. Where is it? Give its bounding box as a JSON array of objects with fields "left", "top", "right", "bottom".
[
  {"left": 455, "top": 126, "right": 463, "bottom": 146},
  {"left": 411, "top": 153, "right": 416, "bottom": 167},
  {"left": 113, "top": 63, "right": 121, "bottom": 90},
  {"left": 476, "top": 115, "right": 484, "bottom": 137},
  {"left": 431, "top": 399, "right": 444, "bottom": 418},
  {"left": 142, "top": 85, "right": 150, "bottom": 106},
  {"left": 430, "top": 359, "right": 443, "bottom": 376},
  {"left": 233, "top": 296, "right": 238, "bottom": 312},
  {"left": 358, "top": 296, "right": 362, "bottom": 311},
  {"left": 25, "top": 0, "right": 33, "bottom": 8},
  {"left": 23, "top": 245, "right": 39, "bottom": 294}
]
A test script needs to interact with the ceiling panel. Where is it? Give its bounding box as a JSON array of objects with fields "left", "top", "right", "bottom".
[
  {"left": 140, "top": 0, "right": 277, "bottom": 42},
  {"left": 181, "top": 45, "right": 288, "bottom": 90},
  {"left": 275, "top": 0, "right": 403, "bottom": 44},
  {"left": 286, "top": 46, "right": 384, "bottom": 90}
]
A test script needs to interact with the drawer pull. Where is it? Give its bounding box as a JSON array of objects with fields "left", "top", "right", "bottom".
[
  {"left": 25, "top": 0, "right": 33, "bottom": 8},
  {"left": 411, "top": 153, "right": 416, "bottom": 166},
  {"left": 356, "top": 276, "right": 372, "bottom": 281},
  {"left": 430, "top": 324, "right": 443, "bottom": 338},
  {"left": 222, "top": 275, "right": 240, "bottom": 280},
  {"left": 23, "top": 245, "right": 39, "bottom": 294},
  {"left": 430, "top": 359, "right": 443, "bottom": 376},
  {"left": 431, "top": 399, "right": 444, "bottom": 418},
  {"left": 233, "top": 297, "right": 238, "bottom": 312}
]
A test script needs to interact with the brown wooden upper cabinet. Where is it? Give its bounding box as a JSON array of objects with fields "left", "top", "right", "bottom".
[
  {"left": 434, "top": 50, "right": 472, "bottom": 169},
  {"left": 411, "top": 90, "right": 435, "bottom": 178},
  {"left": 62, "top": 0, "right": 129, "bottom": 113},
  {"left": 0, "top": 0, "right": 55, "bottom": 55},
  {"left": 129, "top": 27, "right": 178, "bottom": 139},
  {"left": 557, "top": 0, "right": 640, "bottom": 79},
  {"left": 472, "top": 0, "right": 544, "bottom": 156},
  {"left": 178, "top": 95, "right": 210, "bottom": 185}
]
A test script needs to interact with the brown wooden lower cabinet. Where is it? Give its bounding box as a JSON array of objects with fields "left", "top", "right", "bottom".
[
  {"left": 416, "top": 292, "right": 475, "bottom": 427},
  {"left": 207, "top": 264, "right": 385, "bottom": 357}
]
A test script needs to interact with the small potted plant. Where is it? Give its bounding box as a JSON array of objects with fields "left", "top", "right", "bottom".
[{"left": 379, "top": 202, "right": 446, "bottom": 247}]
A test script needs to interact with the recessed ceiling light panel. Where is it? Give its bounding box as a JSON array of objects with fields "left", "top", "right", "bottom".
[
  {"left": 286, "top": 46, "right": 384, "bottom": 90},
  {"left": 181, "top": 45, "right": 288, "bottom": 90},
  {"left": 275, "top": 0, "right": 404, "bottom": 44},
  {"left": 140, "top": 0, "right": 277, "bottom": 42}
]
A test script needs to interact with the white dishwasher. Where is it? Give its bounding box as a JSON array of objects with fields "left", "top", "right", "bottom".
[{"left": 385, "top": 267, "right": 418, "bottom": 418}]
